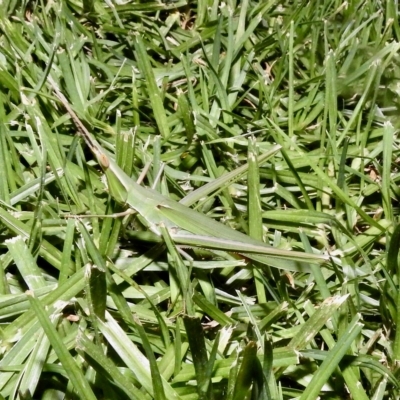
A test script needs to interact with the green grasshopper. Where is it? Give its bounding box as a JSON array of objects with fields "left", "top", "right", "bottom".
[{"left": 50, "top": 81, "right": 328, "bottom": 272}]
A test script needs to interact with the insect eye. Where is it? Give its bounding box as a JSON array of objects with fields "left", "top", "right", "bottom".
[
  {"left": 95, "top": 152, "right": 110, "bottom": 169},
  {"left": 99, "top": 153, "right": 110, "bottom": 169}
]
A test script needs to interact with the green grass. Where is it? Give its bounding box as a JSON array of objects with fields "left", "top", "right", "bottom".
[{"left": 0, "top": 0, "right": 399, "bottom": 399}]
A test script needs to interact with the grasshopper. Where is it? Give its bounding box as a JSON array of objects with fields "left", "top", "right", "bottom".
[{"left": 50, "top": 80, "right": 328, "bottom": 272}]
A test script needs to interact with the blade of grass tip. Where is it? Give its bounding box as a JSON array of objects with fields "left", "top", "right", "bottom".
[
  {"left": 116, "top": 109, "right": 122, "bottom": 137},
  {"left": 26, "top": 292, "right": 97, "bottom": 400},
  {"left": 195, "top": 0, "right": 207, "bottom": 27},
  {"left": 107, "top": 262, "right": 171, "bottom": 348},
  {"left": 77, "top": 222, "right": 106, "bottom": 324},
  {"left": 33, "top": 107, "right": 83, "bottom": 208},
  {"left": 225, "top": 351, "right": 240, "bottom": 400},
  {"left": 5, "top": 130, "right": 24, "bottom": 189},
  {"left": 211, "top": 11, "right": 233, "bottom": 126},
  {"left": 248, "top": 138, "right": 267, "bottom": 303},
  {"left": 87, "top": 264, "right": 107, "bottom": 324},
  {"left": 17, "top": 328, "right": 50, "bottom": 399},
  {"left": 1, "top": 127, "right": 17, "bottom": 196},
  {"left": 103, "top": 204, "right": 125, "bottom": 260},
  {"left": 28, "top": 201, "right": 44, "bottom": 259},
  {"left": 152, "top": 136, "right": 162, "bottom": 192},
  {"left": 263, "top": 338, "right": 278, "bottom": 399},
  {"left": 0, "top": 257, "right": 10, "bottom": 295},
  {"left": 259, "top": 302, "right": 288, "bottom": 332},
  {"left": 303, "top": 302, "right": 370, "bottom": 400},
  {"left": 82, "top": 0, "right": 94, "bottom": 13},
  {"left": 134, "top": 37, "right": 170, "bottom": 140},
  {"left": 371, "top": 379, "right": 387, "bottom": 400},
  {"left": 203, "top": 332, "right": 220, "bottom": 396},
  {"left": 201, "top": 50, "right": 230, "bottom": 128},
  {"left": 182, "top": 315, "right": 213, "bottom": 400},
  {"left": 116, "top": 127, "right": 135, "bottom": 177},
  {"left": 160, "top": 224, "right": 193, "bottom": 315},
  {"left": 0, "top": 285, "right": 55, "bottom": 319},
  {"left": 181, "top": 145, "right": 281, "bottom": 207},
  {"left": 0, "top": 97, "right": 10, "bottom": 204},
  {"left": 77, "top": 333, "right": 147, "bottom": 400},
  {"left": 325, "top": 48, "right": 338, "bottom": 156},
  {"left": 81, "top": 156, "right": 100, "bottom": 243},
  {"left": 288, "top": 20, "right": 294, "bottom": 138},
  {"left": 387, "top": 224, "right": 400, "bottom": 279},
  {"left": 237, "top": 291, "right": 263, "bottom": 351},
  {"left": 83, "top": 233, "right": 140, "bottom": 343},
  {"left": 134, "top": 316, "right": 167, "bottom": 400},
  {"left": 261, "top": 209, "right": 336, "bottom": 226},
  {"left": 337, "top": 62, "right": 379, "bottom": 146},
  {"left": 268, "top": 119, "right": 385, "bottom": 232},
  {"left": 104, "top": 0, "right": 124, "bottom": 29},
  {"left": 98, "top": 311, "right": 182, "bottom": 400},
  {"left": 60, "top": 219, "right": 76, "bottom": 284},
  {"left": 0, "top": 321, "right": 43, "bottom": 391},
  {"left": 104, "top": 266, "right": 138, "bottom": 328},
  {"left": 173, "top": 347, "right": 299, "bottom": 383},
  {"left": 173, "top": 317, "right": 183, "bottom": 378},
  {"left": 233, "top": 0, "right": 250, "bottom": 55},
  {"left": 386, "top": 0, "right": 400, "bottom": 41},
  {"left": 10, "top": 168, "right": 63, "bottom": 206},
  {"left": 157, "top": 343, "right": 179, "bottom": 381},
  {"left": 336, "top": 137, "right": 349, "bottom": 212},
  {"left": 56, "top": 49, "right": 83, "bottom": 110},
  {"left": 299, "top": 314, "right": 363, "bottom": 400},
  {"left": 196, "top": 269, "right": 217, "bottom": 306},
  {"left": 192, "top": 292, "right": 235, "bottom": 327},
  {"left": 112, "top": 243, "right": 166, "bottom": 284},
  {"left": 279, "top": 148, "right": 313, "bottom": 210},
  {"left": 288, "top": 295, "right": 348, "bottom": 350},
  {"left": 199, "top": 143, "right": 233, "bottom": 217},
  {"left": 299, "top": 232, "right": 331, "bottom": 300},
  {"left": 209, "top": 2, "right": 220, "bottom": 27},
  {"left": 68, "top": 49, "right": 91, "bottom": 108},
  {"left": 208, "top": 15, "right": 223, "bottom": 87},
  {"left": 198, "top": 73, "right": 211, "bottom": 119},
  {"left": 382, "top": 121, "right": 395, "bottom": 222},
  {"left": 5, "top": 236, "right": 47, "bottom": 290},
  {"left": 177, "top": 91, "right": 195, "bottom": 147},
  {"left": 132, "top": 70, "right": 140, "bottom": 129},
  {"left": 388, "top": 223, "right": 400, "bottom": 362},
  {"left": 232, "top": 342, "right": 259, "bottom": 400},
  {"left": 125, "top": 129, "right": 136, "bottom": 177},
  {"left": 2, "top": 268, "right": 86, "bottom": 342}
]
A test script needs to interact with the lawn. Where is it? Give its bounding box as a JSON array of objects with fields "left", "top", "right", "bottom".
[{"left": 0, "top": 0, "right": 399, "bottom": 399}]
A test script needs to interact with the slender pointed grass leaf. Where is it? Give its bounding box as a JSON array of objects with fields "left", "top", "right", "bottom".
[
  {"left": 183, "top": 315, "right": 213, "bottom": 399},
  {"left": 77, "top": 333, "right": 146, "bottom": 400},
  {"left": 248, "top": 138, "right": 267, "bottom": 302},
  {"left": 5, "top": 236, "right": 46, "bottom": 290},
  {"left": 27, "top": 293, "right": 97, "bottom": 400},
  {"left": 268, "top": 119, "right": 385, "bottom": 232},
  {"left": 134, "top": 37, "right": 170, "bottom": 140},
  {"left": 134, "top": 317, "right": 167, "bottom": 400},
  {"left": 299, "top": 315, "right": 363, "bottom": 400},
  {"left": 107, "top": 262, "right": 171, "bottom": 348},
  {"left": 17, "top": 329, "right": 50, "bottom": 399},
  {"left": 98, "top": 312, "right": 182, "bottom": 400},
  {"left": 288, "top": 296, "right": 348, "bottom": 350},
  {"left": 232, "top": 342, "right": 259, "bottom": 400},
  {"left": 382, "top": 121, "right": 395, "bottom": 221},
  {"left": 193, "top": 292, "right": 234, "bottom": 326},
  {"left": 2, "top": 268, "right": 85, "bottom": 341}
]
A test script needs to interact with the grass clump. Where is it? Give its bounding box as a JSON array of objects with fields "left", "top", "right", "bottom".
[{"left": 0, "top": 0, "right": 399, "bottom": 399}]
